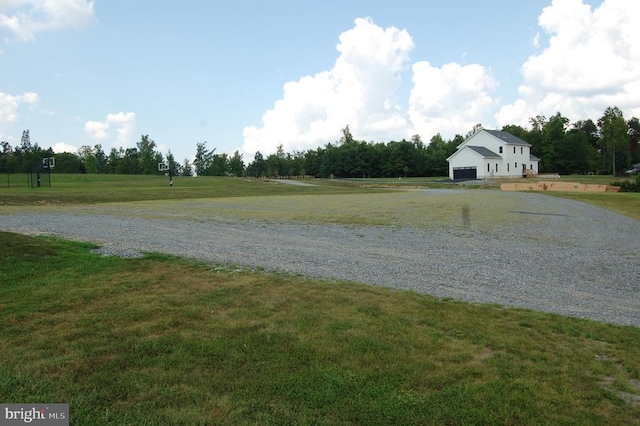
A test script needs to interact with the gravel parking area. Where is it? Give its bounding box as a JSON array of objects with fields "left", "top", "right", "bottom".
[{"left": 2, "top": 190, "right": 639, "bottom": 327}]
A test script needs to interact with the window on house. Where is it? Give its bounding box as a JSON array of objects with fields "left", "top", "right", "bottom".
[
  {"left": 496, "top": 163, "right": 498, "bottom": 173},
  {"left": 515, "top": 162, "right": 518, "bottom": 168},
  {"left": 521, "top": 147, "right": 523, "bottom": 154},
  {"left": 513, "top": 147, "right": 516, "bottom": 153},
  {"left": 499, "top": 146, "right": 503, "bottom": 154},
  {"left": 487, "top": 163, "right": 490, "bottom": 172},
  {"left": 507, "top": 163, "right": 510, "bottom": 172}
]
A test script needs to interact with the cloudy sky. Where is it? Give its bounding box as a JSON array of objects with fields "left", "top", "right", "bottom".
[{"left": 1, "top": 0, "right": 638, "bottom": 163}]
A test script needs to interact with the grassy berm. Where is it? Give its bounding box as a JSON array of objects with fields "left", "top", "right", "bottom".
[{"left": 1, "top": 231, "right": 639, "bottom": 425}]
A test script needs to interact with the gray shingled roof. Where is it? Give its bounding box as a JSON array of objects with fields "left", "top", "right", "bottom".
[
  {"left": 484, "top": 129, "right": 531, "bottom": 146},
  {"left": 530, "top": 154, "right": 540, "bottom": 161},
  {"left": 467, "top": 146, "right": 502, "bottom": 158}
]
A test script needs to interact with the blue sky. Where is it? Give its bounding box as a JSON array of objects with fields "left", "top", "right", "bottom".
[{"left": 1, "top": 0, "right": 638, "bottom": 165}]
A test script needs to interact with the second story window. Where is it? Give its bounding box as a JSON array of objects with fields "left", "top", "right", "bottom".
[{"left": 499, "top": 146, "right": 503, "bottom": 154}]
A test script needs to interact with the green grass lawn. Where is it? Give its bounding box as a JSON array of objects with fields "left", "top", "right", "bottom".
[
  {"left": 1, "top": 174, "right": 639, "bottom": 424},
  {"left": 0, "top": 174, "right": 384, "bottom": 206},
  {"left": 1, "top": 232, "right": 639, "bottom": 424},
  {"left": 546, "top": 191, "right": 640, "bottom": 221},
  {"left": 2, "top": 174, "right": 639, "bottom": 223}
]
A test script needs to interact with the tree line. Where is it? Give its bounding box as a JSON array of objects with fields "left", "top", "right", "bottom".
[{"left": 1, "top": 106, "right": 638, "bottom": 178}]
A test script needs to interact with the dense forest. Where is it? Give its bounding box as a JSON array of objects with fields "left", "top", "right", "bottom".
[{"left": 1, "top": 107, "right": 639, "bottom": 179}]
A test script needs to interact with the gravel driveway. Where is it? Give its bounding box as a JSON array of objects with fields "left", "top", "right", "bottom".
[{"left": 2, "top": 190, "right": 639, "bottom": 327}]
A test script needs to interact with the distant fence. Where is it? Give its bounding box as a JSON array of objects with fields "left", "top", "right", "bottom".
[{"left": 0, "top": 171, "right": 52, "bottom": 189}]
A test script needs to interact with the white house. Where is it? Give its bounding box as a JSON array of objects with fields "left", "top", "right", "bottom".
[{"left": 446, "top": 129, "right": 540, "bottom": 180}]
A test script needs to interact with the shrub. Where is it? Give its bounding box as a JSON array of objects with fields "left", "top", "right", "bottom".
[{"left": 611, "top": 174, "right": 640, "bottom": 192}]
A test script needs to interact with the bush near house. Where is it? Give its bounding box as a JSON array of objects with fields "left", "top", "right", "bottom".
[{"left": 612, "top": 174, "right": 640, "bottom": 192}]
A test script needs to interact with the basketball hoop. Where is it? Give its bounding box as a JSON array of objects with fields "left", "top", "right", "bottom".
[
  {"left": 43, "top": 157, "right": 55, "bottom": 169},
  {"left": 158, "top": 162, "right": 169, "bottom": 172}
]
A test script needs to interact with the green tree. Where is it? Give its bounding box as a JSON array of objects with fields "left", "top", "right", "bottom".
[
  {"left": 182, "top": 158, "right": 193, "bottom": 177},
  {"left": 1, "top": 141, "right": 13, "bottom": 173},
  {"left": 229, "top": 150, "right": 245, "bottom": 177},
  {"left": 245, "top": 151, "right": 266, "bottom": 178},
  {"left": 20, "top": 130, "right": 31, "bottom": 152},
  {"left": 265, "top": 153, "right": 282, "bottom": 177},
  {"left": 78, "top": 145, "right": 97, "bottom": 174},
  {"left": 562, "top": 129, "right": 591, "bottom": 174},
  {"left": 574, "top": 119, "right": 599, "bottom": 148},
  {"left": 303, "top": 148, "right": 323, "bottom": 177},
  {"left": 528, "top": 116, "right": 547, "bottom": 172},
  {"left": 465, "top": 123, "right": 484, "bottom": 139},
  {"left": 209, "top": 153, "right": 230, "bottom": 176},
  {"left": 194, "top": 142, "right": 215, "bottom": 176},
  {"left": 137, "top": 135, "right": 159, "bottom": 174},
  {"left": 166, "top": 151, "right": 178, "bottom": 177},
  {"left": 107, "top": 148, "right": 121, "bottom": 174},
  {"left": 319, "top": 144, "right": 340, "bottom": 178},
  {"left": 340, "top": 125, "right": 354, "bottom": 144},
  {"left": 627, "top": 117, "right": 640, "bottom": 165},
  {"left": 84, "top": 155, "right": 98, "bottom": 174},
  {"left": 598, "top": 107, "right": 629, "bottom": 175},
  {"left": 424, "top": 134, "right": 450, "bottom": 176},
  {"left": 94, "top": 144, "right": 108, "bottom": 174},
  {"left": 54, "top": 152, "right": 85, "bottom": 173},
  {"left": 118, "top": 148, "right": 141, "bottom": 174},
  {"left": 543, "top": 113, "right": 569, "bottom": 173}
]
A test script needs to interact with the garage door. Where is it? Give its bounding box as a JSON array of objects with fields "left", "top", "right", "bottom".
[{"left": 453, "top": 167, "right": 477, "bottom": 180}]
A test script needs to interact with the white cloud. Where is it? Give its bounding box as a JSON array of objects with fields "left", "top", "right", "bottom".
[
  {"left": 497, "top": 0, "right": 640, "bottom": 126},
  {"left": 106, "top": 112, "right": 136, "bottom": 145},
  {"left": 84, "top": 120, "right": 109, "bottom": 140},
  {"left": 245, "top": 2, "right": 640, "bottom": 158},
  {"left": 0, "top": 0, "right": 95, "bottom": 42},
  {"left": 408, "top": 61, "right": 497, "bottom": 139},
  {"left": 242, "top": 17, "right": 414, "bottom": 157},
  {"left": 532, "top": 33, "right": 540, "bottom": 49},
  {"left": 0, "top": 91, "right": 38, "bottom": 122},
  {"left": 52, "top": 141, "right": 77, "bottom": 153},
  {"left": 84, "top": 112, "right": 136, "bottom": 148},
  {"left": 242, "top": 17, "right": 501, "bottom": 157}
]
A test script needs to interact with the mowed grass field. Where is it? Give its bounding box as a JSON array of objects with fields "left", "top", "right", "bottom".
[
  {"left": 0, "top": 174, "right": 383, "bottom": 205},
  {"left": 1, "top": 174, "right": 640, "bottom": 424}
]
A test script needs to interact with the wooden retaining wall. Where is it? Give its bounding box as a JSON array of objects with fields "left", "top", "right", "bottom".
[{"left": 500, "top": 181, "right": 620, "bottom": 193}]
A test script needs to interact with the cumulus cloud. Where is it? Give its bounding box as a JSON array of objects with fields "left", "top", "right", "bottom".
[
  {"left": 52, "top": 141, "right": 78, "bottom": 153},
  {"left": 0, "top": 91, "right": 38, "bottom": 122},
  {"left": 497, "top": 0, "right": 640, "bottom": 126},
  {"left": 242, "top": 17, "right": 414, "bottom": 156},
  {"left": 242, "top": 17, "right": 500, "bottom": 157},
  {"left": 244, "top": 2, "right": 639, "bottom": 157},
  {"left": 105, "top": 112, "right": 136, "bottom": 145},
  {"left": 408, "top": 61, "right": 497, "bottom": 139},
  {"left": 84, "top": 112, "right": 136, "bottom": 148},
  {"left": 0, "top": 0, "right": 95, "bottom": 42},
  {"left": 84, "top": 120, "right": 109, "bottom": 140}
]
